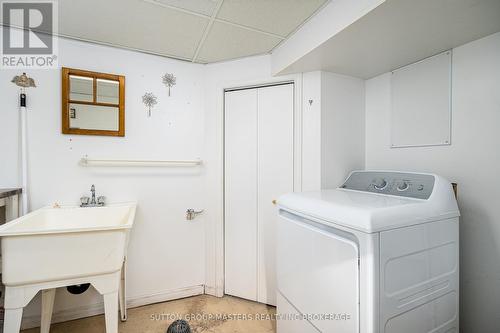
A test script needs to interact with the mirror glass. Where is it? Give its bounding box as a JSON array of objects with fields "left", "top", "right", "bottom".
[
  {"left": 62, "top": 67, "right": 125, "bottom": 136},
  {"left": 97, "top": 79, "right": 119, "bottom": 104},
  {"left": 68, "top": 103, "right": 119, "bottom": 131},
  {"left": 69, "top": 75, "right": 93, "bottom": 102}
]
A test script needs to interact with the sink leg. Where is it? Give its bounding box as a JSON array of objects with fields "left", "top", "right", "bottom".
[
  {"left": 3, "top": 308, "right": 23, "bottom": 333},
  {"left": 104, "top": 291, "right": 119, "bottom": 333},
  {"left": 119, "top": 259, "right": 127, "bottom": 321},
  {"left": 41, "top": 289, "right": 56, "bottom": 333},
  {"left": 119, "top": 276, "right": 126, "bottom": 321}
]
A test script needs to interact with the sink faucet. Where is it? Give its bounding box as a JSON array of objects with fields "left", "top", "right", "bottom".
[
  {"left": 90, "top": 184, "right": 96, "bottom": 205},
  {"left": 80, "top": 185, "right": 105, "bottom": 207}
]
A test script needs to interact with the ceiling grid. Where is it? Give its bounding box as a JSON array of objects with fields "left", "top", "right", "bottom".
[
  {"left": 48, "top": 0, "right": 329, "bottom": 63},
  {"left": 191, "top": 0, "right": 225, "bottom": 62}
]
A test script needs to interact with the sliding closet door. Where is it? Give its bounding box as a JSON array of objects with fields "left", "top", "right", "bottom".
[
  {"left": 257, "top": 84, "right": 294, "bottom": 305},
  {"left": 225, "top": 83, "right": 294, "bottom": 305},
  {"left": 224, "top": 89, "right": 258, "bottom": 300}
]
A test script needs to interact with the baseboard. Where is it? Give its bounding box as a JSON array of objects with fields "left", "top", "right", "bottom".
[
  {"left": 204, "top": 285, "right": 224, "bottom": 297},
  {"left": 204, "top": 285, "right": 218, "bottom": 296},
  {"left": 21, "top": 301, "right": 105, "bottom": 330},
  {"left": 20, "top": 285, "right": 205, "bottom": 330},
  {"left": 126, "top": 285, "right": 205, "bottom": 309}
]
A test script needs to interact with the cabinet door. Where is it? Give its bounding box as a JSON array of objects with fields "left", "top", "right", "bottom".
[
  {"left": 257, "top": 84, "right": 294, "bottom": 305},
  {"left": 224, "top": 84, "right": 294, "bottom": 304},
  {"left": 224, "top": 89, "right": 258, "bottom": 300}
]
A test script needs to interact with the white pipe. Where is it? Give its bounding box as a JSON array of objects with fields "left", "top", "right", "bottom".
[
  {"left": 20, "top": 105, "right": 28, "bottom": 215},
  {"left": 80, "top": 157, "right": 202, "bottom": 167}
]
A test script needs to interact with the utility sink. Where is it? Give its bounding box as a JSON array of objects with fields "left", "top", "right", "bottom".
[
  {"left": 0, "top": 203, "right": 136, "bottom": 285},
  {"left": 0, "top": 202, "right": 137, "bottom": 333}
]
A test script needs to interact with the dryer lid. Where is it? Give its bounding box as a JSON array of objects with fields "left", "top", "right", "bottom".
[{"left": 278, "top": 171, "right": 460, "bottom": 233}]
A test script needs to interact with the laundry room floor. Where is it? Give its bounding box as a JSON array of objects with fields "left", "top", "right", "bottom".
[{"left": 21, "top": 295, "right": 276, "bottom": 333}]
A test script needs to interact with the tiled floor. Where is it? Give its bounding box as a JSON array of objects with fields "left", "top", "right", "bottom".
[{"left": 22, "top": 295, "right": 276, "bottom": 333}]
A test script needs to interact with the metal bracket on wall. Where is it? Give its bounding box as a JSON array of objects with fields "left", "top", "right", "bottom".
[{"left": 186, "top": 209, "right": 204, "bottom": 220}]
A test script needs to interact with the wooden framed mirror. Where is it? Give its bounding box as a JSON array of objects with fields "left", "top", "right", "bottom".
[{"left": 62, "top": 67, "right": 125, "bottom": 136}]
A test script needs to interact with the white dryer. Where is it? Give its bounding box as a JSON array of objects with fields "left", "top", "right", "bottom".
[{"left": 276, "top": 171, "right": 460, "bottom": 333}]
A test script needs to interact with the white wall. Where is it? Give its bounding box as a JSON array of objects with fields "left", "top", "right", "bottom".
[
  {"left": 0, "top": 37, "right": 206, "bottom": 327},
  {"left": 365, "top": 32, "right": 500, "bottom": 332},
  {"left": 321, "top": 71, "right": 365, "bottom": 189},
  {"left": 300, "top": 71, "right": 365, "bottom": 191},
  {"left": 301, "top": 71, "right": 322, "bottom": 191}
]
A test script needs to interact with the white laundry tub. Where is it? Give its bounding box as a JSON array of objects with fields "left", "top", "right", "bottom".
[
  {"left": 0, "top": 202, "right": 137, "bottom": 333},
  {"left": 0, "top": 203, "right": 136, "bottom": 286}
]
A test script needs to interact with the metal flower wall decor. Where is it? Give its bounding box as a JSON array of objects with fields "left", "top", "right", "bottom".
[
  {"left": 162, "top": 73, "right": 176, "bottom": 96},
  {"left": 142, "top": 92, "right": 157, "bottom": 117}
]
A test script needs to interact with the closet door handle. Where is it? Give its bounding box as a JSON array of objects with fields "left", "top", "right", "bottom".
[{"left": 272, "top": 199, "right": 277, "bottom": 205}]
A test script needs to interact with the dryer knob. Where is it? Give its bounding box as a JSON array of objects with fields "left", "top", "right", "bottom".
[
  {"left": 373, "top": 178, "right": 388, "bottom": 190},
  {"left": 397, "top": 181, "right": 410, "bottom": 192}
]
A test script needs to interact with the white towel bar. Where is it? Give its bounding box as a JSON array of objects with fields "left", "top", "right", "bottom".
[{"left": 80, "top": 156, "right": 202, "bottom": 167}]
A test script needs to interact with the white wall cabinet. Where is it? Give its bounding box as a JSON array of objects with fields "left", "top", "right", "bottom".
[{"left": 224, "top": 83, "right": 294, "bottom": 306}]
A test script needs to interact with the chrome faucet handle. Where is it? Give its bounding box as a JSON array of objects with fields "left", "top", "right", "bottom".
[
  {"left": 97, "top": 196, "right": 106, "bottom": 206},
  {"left": 80, "top": 196, "right": 90, "bottom": 207},
  {"left": 90, "top": 184, "right": 96, "bottom": 204}
]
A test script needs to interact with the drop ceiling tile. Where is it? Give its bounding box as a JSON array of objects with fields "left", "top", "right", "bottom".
[
  {"left": 59, "top": 0, "right": 208, "bottom": 60},
  {"left": 196, "top": 21, "right": 282, "bottom": 63},
  {"left": 217, "top": 0, "right": 328, "bottom": 37},
  {"left": 147, "top": 0, "right": 218, "bottom": 16}
]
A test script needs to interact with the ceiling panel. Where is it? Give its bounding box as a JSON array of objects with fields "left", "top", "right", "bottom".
[
  {"left": 196, "top": 21, "right": 282, "bottom": 63},
  {"left": 59, "top": 0, "right": 209, "bottom": 60},
  {"left": 35, "top": 0, "right": 332, "bottom": 63},
  {"left": 148, "top": 0, "right": 219, "bottom": 16},
  {"left": 217, "top": 0, "right": 328, "bottom": 37}
]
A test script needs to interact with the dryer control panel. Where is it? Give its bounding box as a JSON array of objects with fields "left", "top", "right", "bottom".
[{"left": 340, "top": 171, "right": 435, "bottom": 199}]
